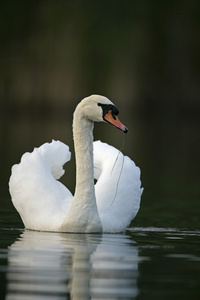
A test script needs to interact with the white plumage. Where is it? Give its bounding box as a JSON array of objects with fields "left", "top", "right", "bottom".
[
  {"left": 9, "top": 95, "right": 143, "bottom": 233},
  {"left": 94, "top": 141, "right": 143, "bottom": 232}
]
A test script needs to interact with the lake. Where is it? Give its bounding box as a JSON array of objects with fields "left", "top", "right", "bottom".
[
  {"left": 1, "top": 109, "right": 200, "bottom": 299},
  {"left": 1, "top": 1, "right": 200, "bottom": 298},
  {"left": 0, "top": 203, "right": 200, "bottom": 300}
]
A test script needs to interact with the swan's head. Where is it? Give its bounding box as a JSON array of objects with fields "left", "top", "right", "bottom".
[{"left": 76, "top": 95, "right": 128, "bottom": 133}]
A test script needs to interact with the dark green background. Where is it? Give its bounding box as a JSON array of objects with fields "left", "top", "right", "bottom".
[{"left": 1, "top": 0, "right": 200, "bottom": 230}]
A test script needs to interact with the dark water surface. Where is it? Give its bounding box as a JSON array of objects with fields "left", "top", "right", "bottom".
[{"left": 0, "top": 205, "right": 200, "bottom": 300}]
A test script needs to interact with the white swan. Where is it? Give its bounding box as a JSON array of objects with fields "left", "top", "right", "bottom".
[{"left": 9, "top": 95, "right": 143, "bottom": 233}]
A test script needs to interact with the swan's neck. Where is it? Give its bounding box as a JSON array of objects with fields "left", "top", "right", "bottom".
[
  {"left": 60, "top": 108, "right": 102, "bottom": 232},
  {"left": 73, "top": 114, "right": 95, "bottom": 200}
]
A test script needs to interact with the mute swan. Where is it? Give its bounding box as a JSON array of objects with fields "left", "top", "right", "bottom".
[{"left": 9, "top": 95, "right": 143, "bottom": 233}]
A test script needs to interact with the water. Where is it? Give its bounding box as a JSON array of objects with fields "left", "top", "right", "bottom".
[
  {"left": 1, "top": 1, "right": 200, "bottom": 298},
  {"left": 1, "top": 214, "right": 200, "bottom": 300},
  {"left": 1, "top": 112, "right": 200, "bottom": 299}
]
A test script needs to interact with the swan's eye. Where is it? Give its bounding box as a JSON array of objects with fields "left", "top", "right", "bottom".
[
  {"left": 98, "top": 103, "right": 119, "bottom": 119},
  {"left": 112, "top": 106, "right": 119, "bottom": 116},
  {"left": 112, "top": 111, "right": 117, "bottom": 120}
]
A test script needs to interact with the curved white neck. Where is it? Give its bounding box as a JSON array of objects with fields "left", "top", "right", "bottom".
[
  {"left": 73, "top": 111, "right": 95, "bottom": 200},
  {"left": 60, "top": 107, "right": 102, "bottom": 232}
]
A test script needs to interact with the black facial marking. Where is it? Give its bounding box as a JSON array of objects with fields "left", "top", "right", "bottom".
[
  {"left": 98, "top": 103, "right": 119, "bottom": 118},
  {"left": 98, "top": 102, "right": 128, "bottom": 133}
]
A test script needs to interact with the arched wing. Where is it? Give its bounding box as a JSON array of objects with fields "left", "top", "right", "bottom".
[
  {"left": 94, "top": 141, "right": 143, "bottom": 233},
  {"left": 9, "top": 140, "right": 73, "bottom": 231}
]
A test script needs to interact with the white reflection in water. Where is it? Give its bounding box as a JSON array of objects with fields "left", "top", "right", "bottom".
[{"left": 6, "top": 230, "right": 139, "bottom": 299}]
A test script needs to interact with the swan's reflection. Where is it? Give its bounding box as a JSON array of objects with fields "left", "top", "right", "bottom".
[{"left": 6, "top": 230, "right": 139, "bottom": 299}]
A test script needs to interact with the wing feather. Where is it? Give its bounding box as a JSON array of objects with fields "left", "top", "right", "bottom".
[
  {"left": 94, "top": 140, "right": 143, "bottom": 232},
  {"left": 9, "top": 140, "right": 73, "bottom": 231}
]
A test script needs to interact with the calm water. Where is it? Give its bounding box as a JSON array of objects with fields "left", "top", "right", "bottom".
[
  {"left": 1, "top": 1, "right": 200, "bottom": 298},
  {"left": 0, "top": 206, "right": 200, "bottom": 300}
]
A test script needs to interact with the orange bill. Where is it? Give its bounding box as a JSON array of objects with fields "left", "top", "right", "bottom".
[{"left": 104, "top": 110, "right": 128, "bottom": 133}]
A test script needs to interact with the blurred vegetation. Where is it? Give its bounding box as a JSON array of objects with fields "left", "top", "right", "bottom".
[{"left": 0, "top": 0, "right": 200, "bottom": 228}]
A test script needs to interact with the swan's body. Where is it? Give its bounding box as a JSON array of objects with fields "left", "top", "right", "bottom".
[{"left": 9, "top": 95, "right": 143, "bottom": 233}]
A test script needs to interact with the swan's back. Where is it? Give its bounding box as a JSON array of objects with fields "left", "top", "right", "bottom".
[
  {"left": 9, "top": 140, "right": 73, "bottom": 231},
  {"left": 94, "top": 141, "right": 143, "bottom": 232}
]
